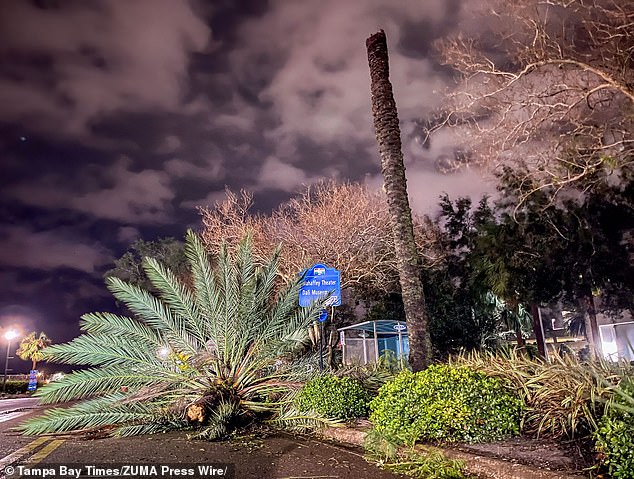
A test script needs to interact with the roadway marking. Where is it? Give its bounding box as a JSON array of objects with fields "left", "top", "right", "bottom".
[
  {"left": 26, "top": 439, "right": 65, "bottom": 465},
  {"left": 0, "top": 411, "right": 31, "bottom": 424},
  {"left": 0, "top": 437, "right": 66, "bottom": 479},
  {"left": 0, "top": 437, "right": 50, "bottom": 469}
]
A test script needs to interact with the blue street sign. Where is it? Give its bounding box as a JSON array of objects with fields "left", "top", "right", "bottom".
[
  {"left": 299, "top": 263, "right": 341, "bottom": 307},
  {"left": 27, "top": 370, "right": 38, "bottom": 391},
  {"left": 318, "top": 309, "right": 328, "bottom": 322}
]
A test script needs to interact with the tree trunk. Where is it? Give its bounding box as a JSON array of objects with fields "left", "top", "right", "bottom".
[
  {"left": 580, "top": 284, "right": 602, "bottom": 359},
  {"left": 366, "top": 30, "right": 432, "bottom": 371},
  {"left": 515, "top": 327, "right": 526, "bottom": 350},
  {"left": 530, "top": 303, "right": 547, "bottom": 359}
]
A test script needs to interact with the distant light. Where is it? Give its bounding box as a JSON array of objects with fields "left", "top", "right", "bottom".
[
  {"left": 4, "top": 330, "right": 19, "bottom": 341},
  {"left": 20, "top": 136, "right": 27, "bottom": 142}
]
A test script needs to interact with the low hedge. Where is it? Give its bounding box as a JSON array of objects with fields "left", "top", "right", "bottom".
[
  {"left": 296, "top": 374, "right": 371, "bottom": 420},
  {"left": 2, "top": 380, "right": 31, "bottom": 394},
  {"left": 369, "top": 364, "right": 523, "bottom": 444}
]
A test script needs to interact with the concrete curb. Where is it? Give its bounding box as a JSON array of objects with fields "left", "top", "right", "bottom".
[{"left": 318, "top": 426, "right": 587, "bottom": 479}]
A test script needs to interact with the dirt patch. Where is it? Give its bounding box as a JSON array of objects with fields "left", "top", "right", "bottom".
[{"left": 451, "top": 437, "right": 594, "bottom": 473}]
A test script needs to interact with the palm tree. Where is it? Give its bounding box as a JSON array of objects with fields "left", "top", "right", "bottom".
[
  {"left": 20, "top": 232, "right": 326, "bottom": 439},
  {"left": 366, "top": 30, "right": 432, "bottom": 371},
  {"left": 16, "top": 332, "right": 51, "bottom": 371}
]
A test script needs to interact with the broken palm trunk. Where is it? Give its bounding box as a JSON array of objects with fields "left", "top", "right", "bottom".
[{"left": 366, "top": 30, "right": 432, "bottom": 371}]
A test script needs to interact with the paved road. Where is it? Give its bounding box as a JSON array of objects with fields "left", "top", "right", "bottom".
[
  {"left": 0, "top": 398, "right": 45, "bottom": 472},
  {"left": 0, "top": 403, "right": 400, "bottom": 479},
  {"left": 0, "top": 398, "right": 40, "bottom": 415}
]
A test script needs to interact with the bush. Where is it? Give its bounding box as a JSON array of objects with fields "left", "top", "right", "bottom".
[
  {"left": 296, "top": 374, "right": 371, "bottom": 420},
  {"left": 2, "top": 380, "right": 30, "bottom": 394},
  {"left": 595, "top": 380, "right": 634, "bottom": 479},
  {"left": 369, "top": 365, "right": 522, "bottom": 444}
]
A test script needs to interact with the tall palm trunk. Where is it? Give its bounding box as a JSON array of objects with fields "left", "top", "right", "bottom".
[{"left": 366, "top": 30, "right": 432, "bottom": 371}]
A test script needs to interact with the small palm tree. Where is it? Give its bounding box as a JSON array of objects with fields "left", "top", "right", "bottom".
[
  {"left": 20, "top": 231, "right": 325, "bottom": 439},
  {"left": 16, "top": 332, "right": 51, "bottom": 371}
]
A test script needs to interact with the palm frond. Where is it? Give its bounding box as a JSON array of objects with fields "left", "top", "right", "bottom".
[
  {"left": 184, "top": 230, "right": 221, "bottom": 343},
  {"left": 79, "top": 312, "right": 163, "bottom": 345},
  {"left": 267, "top": 406, "right": 344, "bottom": 432},
  {"left": 143, "top": 257, "right": 205, "bottom": 345},
  {"left": 106, "top": 277, "right": 198, "bottom": 354},
  {"left": 34, "top": 365, "right": 172, "bottom": 404},
  {"left": 19, "top": 394, "right": 157, "bottom": 435}
]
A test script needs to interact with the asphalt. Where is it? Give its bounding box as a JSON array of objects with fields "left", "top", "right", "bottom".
[{"left": 0, "top": 399, "right": 401, "bottom": 479}]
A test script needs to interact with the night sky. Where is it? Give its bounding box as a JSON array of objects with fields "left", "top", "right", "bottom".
[{"left": 0, "top": 0, "right": 493, "bottom": 371}]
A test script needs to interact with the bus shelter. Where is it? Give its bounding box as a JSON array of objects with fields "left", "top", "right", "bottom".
[{"left": 338, "top": 320, "right": 409, "bottom": 365}]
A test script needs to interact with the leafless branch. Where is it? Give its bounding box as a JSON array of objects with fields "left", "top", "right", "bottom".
[{"left": 430, "top": 0, "right": 633, "bottom": 205}]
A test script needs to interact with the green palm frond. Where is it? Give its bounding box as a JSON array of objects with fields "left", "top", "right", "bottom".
[
  {"left": 79, "top": 313, "right": 163, "bottom": 345},
  {"left": 143, "top": 257, "right": 205, "bottom": 344},
  {"left": 106, "top": 277, "right": 199, "bottom": 354},
  {"left": 20, "top": 231, "right": 321, "bottom": 438},
  {"left": 267, "top": 406, "right": 344, "bottom": 432},
  {"left": 21, "top": 393, "right": 157, "bottom": 435},
  {"left": 34, "top": 365, "right": 174, "bottom": 404},
  {"left": 42, "top": 335, "right": 163, "bottom": 368},
  {"left": 184, "top": 231, "right": 220, "bottom": 343}
]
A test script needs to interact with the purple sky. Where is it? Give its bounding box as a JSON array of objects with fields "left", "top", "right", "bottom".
[{"left": 0, "top": 0, "right": 493, "bottom": 366}]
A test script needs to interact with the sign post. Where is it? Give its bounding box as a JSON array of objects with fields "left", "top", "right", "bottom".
[{"left": 299, "top": 264, "right": 341, "bottom": 371}]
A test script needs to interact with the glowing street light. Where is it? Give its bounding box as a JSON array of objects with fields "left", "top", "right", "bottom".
[{"left": 2, "top": 329, "right": 20, "bottom": 394}]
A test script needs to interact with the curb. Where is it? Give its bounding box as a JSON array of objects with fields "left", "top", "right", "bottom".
[{"left": 318, "top": 426, "right": 587, "bottom": 479}]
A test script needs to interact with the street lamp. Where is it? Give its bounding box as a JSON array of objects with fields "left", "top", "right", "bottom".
[{"left": 2, "top": 330, "right": 19, "bottom": 394}]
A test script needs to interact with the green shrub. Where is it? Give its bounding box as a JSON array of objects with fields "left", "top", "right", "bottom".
[
  {"left": 2, "top": 380, "right": 30, "bottom": 394},
  {"left": 296, "top": 374, "right": 371, "bottom": 420},
  {"left": 595, "top": 380, "right": 634, "bottom": 479},
  {"left": 369, "top": 364, "right": 522, "bottom": 444}
]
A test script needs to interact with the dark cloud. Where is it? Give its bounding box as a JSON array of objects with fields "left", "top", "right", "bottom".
[
  {"left": 0, "top": 0, "right": 211, "bottom": 139},
  {"left": 0, "top": 225, "right": 111, "bottom": 272}
]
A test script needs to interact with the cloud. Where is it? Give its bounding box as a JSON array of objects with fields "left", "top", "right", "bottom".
[
  {"left": 9, "top": 157, "right": 176, "bottom": 223},
  {"left": 164, "top": 156, "right": 225, "bottom": 182},
  {"left": 227, "top": 0, "right": 452, "bottom": 169},
  {"left": 366, "top": 166, "right": 496, "bottom": 215},
  {"left": 0, "top": 226, "right": 111, "bottom": 273},
  {"left": 180, "top": 190, "right": 229, "bottom": 210},
  {"left": 0, "top": 0, "right": 212, "bottom": 138},
  {"left": 117, "top": 226, "right": 141, "bottom": 244},
  {"left": 257, "top": 156, "right": 317, "bottom": 192},
  {"left": 157, "top": 135, "right": 182, "bottom": 155}
]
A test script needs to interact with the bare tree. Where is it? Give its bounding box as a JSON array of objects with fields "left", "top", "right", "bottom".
[
  {"left": 199, "top": 189, "right": 274, "bottom": 263},
  {"left": 367, "top": 30, "right": 433, "bottom": 371},
  {"left": 199, "top": 182, "right": 440, "bottom": 297},
  {"left": 431, "top": 0, "right": 633, "bottom": 207}
]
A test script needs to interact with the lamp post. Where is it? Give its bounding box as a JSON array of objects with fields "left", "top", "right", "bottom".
[{"left": 2, "top": 330, "right": 19, "bottom": 393}]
